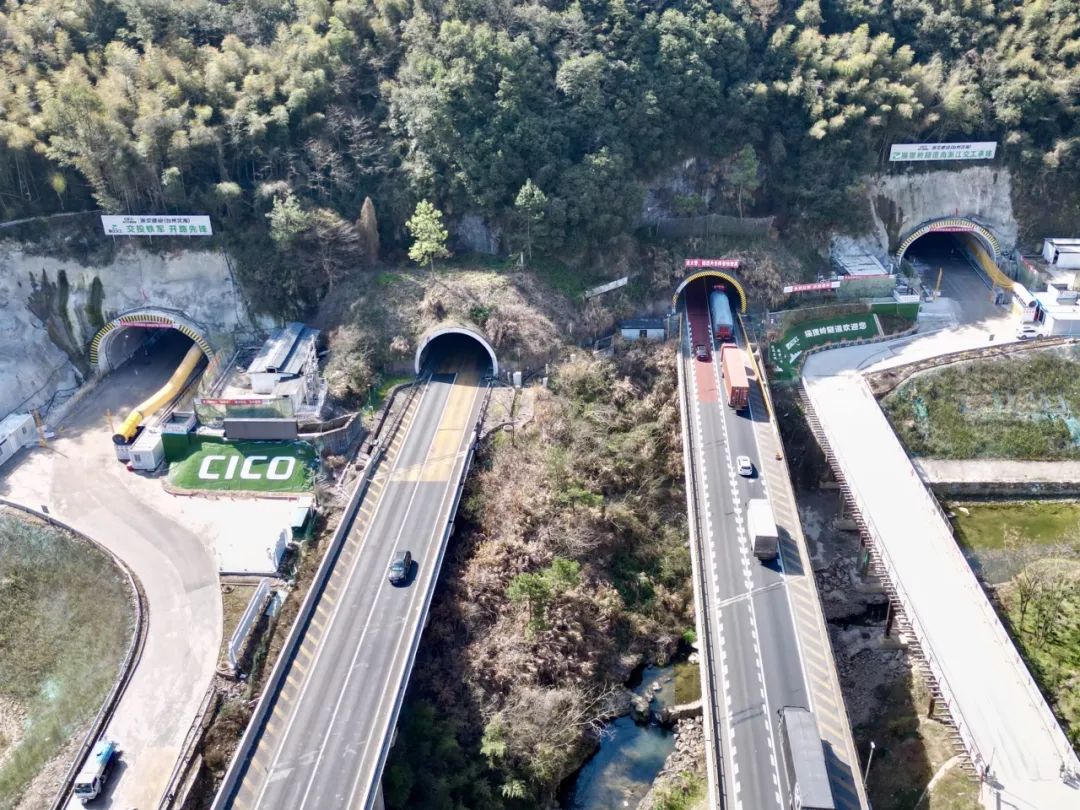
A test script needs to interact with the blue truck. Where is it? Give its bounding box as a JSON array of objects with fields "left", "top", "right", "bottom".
[
  {"left": 709, "top": 285, "right": 734, "bottom": 341},
  {"left": 73, "top": 739, "right": 117, "bottom": 804}
]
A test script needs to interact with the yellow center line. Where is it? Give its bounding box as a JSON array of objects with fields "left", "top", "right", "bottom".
[{"left": 394, "top": 354, "right": 481, "bottom": 482}]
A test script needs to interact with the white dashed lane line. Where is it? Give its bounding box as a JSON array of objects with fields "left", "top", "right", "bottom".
[{"left": 709, "top": 327, "right": 783, "bottom": 810}]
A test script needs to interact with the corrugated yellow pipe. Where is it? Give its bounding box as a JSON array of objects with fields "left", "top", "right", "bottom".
[
  {"left": 961, "top": 233, "right": 1013, "bottom": 290},
  {"left": 112, "top": 344, "right": 204, "bottom": 443}
]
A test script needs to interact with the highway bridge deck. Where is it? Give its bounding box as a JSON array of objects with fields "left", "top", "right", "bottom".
[
  {"left": 680, "top": 278, "right": 865, "bottom": 810},
  {"left": 217, "top": 354, "right": 487, "bottom": 810},
  {"left": 804, "top": 345, "right": 1080, "bottom": 809}
]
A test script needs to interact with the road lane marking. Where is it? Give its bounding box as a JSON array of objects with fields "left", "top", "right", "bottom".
[
  {"left": 343, "top": 368, "right": 485, "bottom": 810},
  {"left": 250, "top": 378, "right": 442, "bottom": 808},
  {"left": 714, "top": 326, "right": 783, "bottom": 810},
  {"left": 289, "top": 375, "right": 460, "bottom": 810},
  {"left": 685, "top": 313, "right": 741, "bottom": 809}
]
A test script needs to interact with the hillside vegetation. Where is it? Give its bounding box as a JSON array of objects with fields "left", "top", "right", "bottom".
[
  {"left": 1, "top": 1, "right": 1079, "bottom": 300},
  {"left": 383, "top": 343, "right": 692, "bottom": 808}
]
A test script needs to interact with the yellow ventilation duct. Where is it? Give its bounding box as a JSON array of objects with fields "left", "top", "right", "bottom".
[{"left": 112, "top": 344, "right": 204, "bottom": 443}]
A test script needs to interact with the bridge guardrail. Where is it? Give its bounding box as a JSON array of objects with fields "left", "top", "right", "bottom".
[
  {"left": 805, "top": 377, "right": 1079, "bottom": 780},
  {"left": 675, "top": 316, "right": 726, "bottom": 810},
  {"left": 859, "top": 382, "right": 1076, "bottom": 772},
  {"left": 359, "top": 379, "right": 495, "bottom": 809},
  {"left": 210, "top": 376, "right": 429, "bottom": 810}
]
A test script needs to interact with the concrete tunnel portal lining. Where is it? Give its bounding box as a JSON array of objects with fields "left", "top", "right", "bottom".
[
  {"left": 672, "top": 271, "right": 748, "bottom": 312},
  {"left": 895, "top": 217, "right": 1001, "bottom": 263},
  {"left": 90, "top": 309, "right": 213, "bottom": 373},
  {"left": 414, "top": 326, "right": 499, "bottom": 376}
]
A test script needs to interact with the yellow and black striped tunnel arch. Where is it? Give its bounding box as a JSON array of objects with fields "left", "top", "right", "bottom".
[
  {"left": 89, "top": 311, "right": 213, "bottom": 370},
  {"left": 672, "top": 270, "right": 748, "bottom": 312}
]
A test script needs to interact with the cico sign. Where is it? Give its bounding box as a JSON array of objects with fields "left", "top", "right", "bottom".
[{"left": 197, "top": 455, "right": 296, "bottom": 481}]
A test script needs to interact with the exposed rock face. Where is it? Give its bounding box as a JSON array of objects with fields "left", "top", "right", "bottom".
[
  {"left": 636, "top": 716, "right": 706, "bottom": 810},
  {"left": 641, "top": 157, "right": 722, "bottom": 223},
  {"left": 630, "top": 693, "right": 652, "bottom": 724},
  {"left": 657, "top": 698, "right": 703, "bottom": 726},
  {"left": 455, "top": 214, "right": 501, "bottom": 255},
  {"left": 600, "top": 687, "right": 635, "bottom": 721},
  {"left": 0, "top": 243, "right": 261, "bottom": 419},
  {"left": 867, "top": 166, "right": 1019, "bottom": 254}
]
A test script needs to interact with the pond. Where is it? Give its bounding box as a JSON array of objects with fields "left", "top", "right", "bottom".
[
  {"left": 560, "top": 663, "right": 686, "bottom": 809},
  {"left": 950, "top": 499, "right": 1080, "bottom": 583}
]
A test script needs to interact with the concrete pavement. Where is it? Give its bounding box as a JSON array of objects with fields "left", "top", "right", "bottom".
[
  {"left": 220, "top": 354, "right": 487, "bottom": 810},
  {"left": 680, "top": 279, "right": 868, "bottom": 810},
  {"left": 0, "top": 333, "right": 222, "bottom": 810},
  {"left": 804, "top": 328, "right": 1080, "bottom": 808}
]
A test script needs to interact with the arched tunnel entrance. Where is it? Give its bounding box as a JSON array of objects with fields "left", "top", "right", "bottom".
[
  {"left": 91, "top": 309, "right": 212, "bottom": 374},
  {"left": 414, "top": 327, "right": 498, "bottom": 377},
  {"left": 673, "top": 270, "right": 748, "bottom": 314},
  {"left": 900, "top": 224, "right": 1009, "bottom": 323},
  {"left": 672, "top": 270, "right": 748, "bottom": 346},
  {"left": 101, "top": 326, "right": 194, "bottom": 372},
  {"left": 89, "top": 310, "right": 211, "bottom": 444}
]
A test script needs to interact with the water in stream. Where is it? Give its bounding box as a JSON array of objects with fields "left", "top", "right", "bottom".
[{"left": 560, "top": 665, "right": 678, "bottom": 809}]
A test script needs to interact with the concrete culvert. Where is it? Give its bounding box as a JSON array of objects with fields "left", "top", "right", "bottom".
[{"left": 414, "top": 326, "right": 498, "bottom": 376}]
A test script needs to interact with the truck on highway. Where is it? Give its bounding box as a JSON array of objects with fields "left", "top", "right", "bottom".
[
  {"left": 709, "top": 285, "right": 734, "bottom": 341},
  {"left": 720, "top": 344, "right": 749, "bottom": 410},
  {"left": 746, "top": 497, "right": 779, "bottom": 561},
  {"left": 777, "top": 706, "right": 836, "bottom": 810},
  {"left": 73, "top": 739, "right": 117, "bottom": 804}
]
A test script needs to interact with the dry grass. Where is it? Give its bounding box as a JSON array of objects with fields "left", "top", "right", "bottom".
[
  {"left": 0, "top": 512, "right": 134, "bottom": 809},
  {"left": 386, "top": 343, "right": 692, "bottom": 806},
  {"left": 882, "top": 346, "right": 1080, "bottom": 460},
  {"left": 858, "top": 661, "right": 977, "bottom": 810},
  {"left": 315, "top": 264, "right": 582, "bottom": 401},
  {"left": 921, "top": 763, "right": 980, "bottom": 810}
]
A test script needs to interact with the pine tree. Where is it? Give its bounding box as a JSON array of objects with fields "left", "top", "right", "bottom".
[{"left": 406, "top": 200, "right": 450, "bottom": 272}]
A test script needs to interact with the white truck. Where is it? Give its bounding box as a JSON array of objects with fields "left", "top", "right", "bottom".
[
  {"left": 778, "top": 706, "right": 836, "bottom": 810},
  {"left": 747, "top": 498, "right": 779, "bottom": 561}
]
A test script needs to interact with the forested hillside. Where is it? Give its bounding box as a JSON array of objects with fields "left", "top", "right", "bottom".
[{"left": 1, "top": 0, "right": 1077, "bottom": 262}]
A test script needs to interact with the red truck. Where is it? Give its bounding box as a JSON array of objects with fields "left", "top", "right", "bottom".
[{"left": 720, "top": 344, "right": 749, "bottom": 410}]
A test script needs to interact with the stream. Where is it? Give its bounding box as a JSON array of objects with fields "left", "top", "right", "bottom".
[{"left": 559, "top": 664, "right": 680, "bottom": 809}]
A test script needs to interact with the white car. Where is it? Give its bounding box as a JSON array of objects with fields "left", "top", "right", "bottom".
[
  {"left": 737, "top": 456, "right": 754, "bottom": 477},
  {"left": 1016, "top": 324, "right": 1041, "bottom": 340}
]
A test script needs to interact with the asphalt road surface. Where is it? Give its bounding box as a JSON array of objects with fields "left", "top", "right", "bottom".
[
  {"left": 683, "top": 280, "right": 809, "bottom": 810},
  {"left": 224, "top": 352, "right": 486, "bottom": 810}
]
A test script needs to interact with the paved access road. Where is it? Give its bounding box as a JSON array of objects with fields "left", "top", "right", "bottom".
[
  {"left": 804, "top": 322, "right": 1080, "bottom": 808},
  {"left": 682, "top": 282, "right": 809, "bottom": 810},
  {"left": 223, "top": 354, "right": 487, "bottom": 810},
  {"left": 0, "top": 332, "right": 222, "bottom": 810}
]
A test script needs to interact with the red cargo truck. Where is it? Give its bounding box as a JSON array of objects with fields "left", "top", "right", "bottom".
[{"left": 720, "top": 344, "right": 749, "bottom": 410}]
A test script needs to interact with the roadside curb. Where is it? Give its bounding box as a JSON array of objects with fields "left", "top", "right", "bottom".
[{"left": 0, "top": 497, "right": 149, "bottom": 810}]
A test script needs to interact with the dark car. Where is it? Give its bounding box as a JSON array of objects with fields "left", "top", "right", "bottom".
[
  {"left": 388, "top": 550, "right": 412, "bottom": 585},
  {"left": 694, "top": 343, "right": 710, "bottom": 361}
]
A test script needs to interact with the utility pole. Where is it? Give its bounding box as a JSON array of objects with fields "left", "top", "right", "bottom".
[
  {"left": 863, "top": 740, "right": 877, "bottom": 784},
  {"left": 935, "top": 267, "right": 943, "bottom": 297}
]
